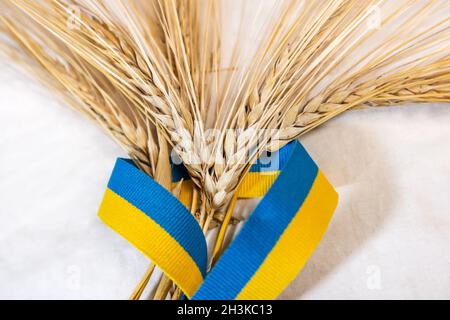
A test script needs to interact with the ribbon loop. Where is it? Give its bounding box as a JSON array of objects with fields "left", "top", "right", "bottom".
[
  {"left": 98, "top": 159, "right": 207, "bottom": 298},
  {"left": 98, "top": 141, "right": 338, "bottom": 300},
  {"left": 192, "top": 142, "right": 338, "bottom": 299}
]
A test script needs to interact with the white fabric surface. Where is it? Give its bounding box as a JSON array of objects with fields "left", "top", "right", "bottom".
[{"left": 1, "top": 58, "right": 449, "bottom": 299}]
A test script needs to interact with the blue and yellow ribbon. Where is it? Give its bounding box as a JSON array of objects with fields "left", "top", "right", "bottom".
[
  {"left": 98, "top": 159, "right": 207, "bottom": 297},
  {"left": 98, "top": 141, "right": 338, "bottom": 299}
]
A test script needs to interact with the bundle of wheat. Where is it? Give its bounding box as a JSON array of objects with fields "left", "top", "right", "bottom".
[{"left": 1, "top": 0, "right": 448, "bottom": 299}]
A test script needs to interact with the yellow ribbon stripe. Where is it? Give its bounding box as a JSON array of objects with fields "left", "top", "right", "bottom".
[
  {"left": 174, "top": 173, "right": 279, "bottom": 200},
  {"left": 237, "top": 172, "right": 280, "bottom": 198},
  {"left": 236, "top": 171, "right": 338, "bottom": 299},
  {"left": 99, "top": 189, "right": 203, "bottom": 298}
]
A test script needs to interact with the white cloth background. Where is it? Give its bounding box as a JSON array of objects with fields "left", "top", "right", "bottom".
[{"left": 1, "top": 61, "right": 449, "bottom": 300}]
